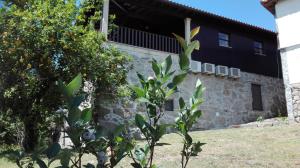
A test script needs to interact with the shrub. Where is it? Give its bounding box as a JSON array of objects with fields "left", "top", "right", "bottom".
[
  {"left": 130, "top": 27, "right": 205, "bottom": 168},
  {"left": 0, "top": 0, "right": 130, "bottom": 152}
]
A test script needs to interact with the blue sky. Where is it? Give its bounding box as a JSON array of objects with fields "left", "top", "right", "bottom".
[{"left": 171, "top": 0, "right": 276, "bottom": 31}]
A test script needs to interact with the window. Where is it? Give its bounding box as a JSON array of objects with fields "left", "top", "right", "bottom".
[
  {"left": 218, "top": 32, "right": 230, "bottom": 47},
  {"left": 165, "top": 99, "right": 174, "bottom": 111},
  {"left": 254, "top": 41, "right": 264, "bottom": 55},
  {"left": 251, "top": 84, "right": 263, "bottom": 111}
]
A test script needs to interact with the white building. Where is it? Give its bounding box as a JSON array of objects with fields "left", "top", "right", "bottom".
[{"left": 262, "top": 0, "right": 300, "bottom": 122}]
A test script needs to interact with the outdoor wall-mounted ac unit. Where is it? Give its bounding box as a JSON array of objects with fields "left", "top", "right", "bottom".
[
  {"left": 229, "top": 68, "right": 241, "bottom": 78},
  {"left": 202, "top": 63, "right": 215, "bottom": 75},
  {"left": 190, "top": 60, "right": 201, "bottom": 73},
  {"left": 215, "top": 65, "right": 228, "bottom": 77}
]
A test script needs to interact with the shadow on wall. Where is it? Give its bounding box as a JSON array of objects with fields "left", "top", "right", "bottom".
[{"left": 270, "top": 95, "right": 287, "bottom": 118}]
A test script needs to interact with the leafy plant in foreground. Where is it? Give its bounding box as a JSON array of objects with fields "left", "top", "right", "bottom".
[
  {"left": 176, "top": 79, "right": 206, "bottom": 168},
  {"left": 130, "top": 27, "right": 201, "bottom": 168},
  {"left": 3, "top": 74, "right": 134, "bottom": 168},
  {"left": 57, "top": 74, "right": 134, "bottom": 168}
]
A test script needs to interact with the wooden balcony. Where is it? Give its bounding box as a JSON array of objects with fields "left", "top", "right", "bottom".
[{"left": 108, "top": 26, "right": 181, "bottom": 54}]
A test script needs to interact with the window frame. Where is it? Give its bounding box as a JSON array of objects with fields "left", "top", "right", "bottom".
[
  {"left": 254, "top": 41, "right": 265, "bottom": 56},
  {"left": 218, "top": 32, "right": 231, "bottom": 48},
  {"left": 164, "top": 99, "right": 174, "bottom": 111},
  {"left": 251, "top": 84, "right": 263, "bottom": 111}
]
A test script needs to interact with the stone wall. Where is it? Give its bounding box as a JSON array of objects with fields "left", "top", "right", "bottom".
[
  {"left": 291, "top": 83, "right": 300, "bottom": 122},
  {"left": 98, "top": 42, "right": 286, "bottom": 130}
]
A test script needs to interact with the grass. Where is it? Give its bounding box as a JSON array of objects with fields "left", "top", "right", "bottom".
[{"left": 1, "top": 124, "right": 300, "bottom": 168}]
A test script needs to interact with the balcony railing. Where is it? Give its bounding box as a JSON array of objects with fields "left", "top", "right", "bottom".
[{"left": 108, "top": 26, "right": 181, "bottom": 54}]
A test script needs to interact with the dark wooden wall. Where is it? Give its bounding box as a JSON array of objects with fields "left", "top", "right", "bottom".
[
  {"left": 110, "top": 0, "right": 282, "bottom": 78},
  {"left": 191, "top": 21, "right": 282, "bottom": 78}
]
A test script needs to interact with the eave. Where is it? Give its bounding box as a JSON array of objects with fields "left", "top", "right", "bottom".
[{"left": 261, "top": 0, "right": 278, "bottom": 15}]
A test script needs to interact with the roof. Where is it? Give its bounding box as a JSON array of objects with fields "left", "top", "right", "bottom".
[
  {"left": 160, "top": 0, "right": 277, "bottom": 34},
  {"left": 261, "top": 0, "right": 278, "bottom": 14}
]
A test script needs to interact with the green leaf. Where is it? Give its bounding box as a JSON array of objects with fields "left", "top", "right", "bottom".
[
  {"left": 152, "top": 59, "right": 161, "bottom": 77},
  {"left": 190, "top": 99, "right": 204, "bottom": 112},
  {"left": 196, "top": 78, "right": 202, "bottom": 88},
  {"left": 59, "top": 150, "right": 72, "bottom": 167},
  {"left": 166, "top": 88, "right": 176, "bottom": 98},
  {"left": 135, "top": 114, "right": 146, "bottom": 130},
  {"left": 36, "top": 158, "right": 48, "bottom": 168},
  {"left": 147, "top": 104, "right": 157, "bottom": 118},
  {"left": 45, "top": 143, "right": 61, "bottom": 159},
  {"left": 137, "top": 73, "right": 145, "bottom": 86},
  {"left": 190, "top": 26, "right": 200, "bottom": 39},
  {"left": 67, "top": 107, "right": 82, "bottom": 126},
  {"left": 176, "top": 121, "right": 186, "bottom": 134},
  {"left": 154, "top": 124, "right": 168, "bottom": 141},
  {"left": 81, "top": 108, "right": 92, "bottom": 123},
  {"left": 113, "top": 124, "right": 125, "bottom": 137},
  {"left": 84, "top": 163, "right": 96, "bottom": 168},
  {"left": 163, "top": 55, "right": 172, "bottom": 75},
  {"left": 178, "top": 53, "right": 190, "bottom": 71},
  {"left": 162, "top": 70, "right": 175, "bottom": 83},
  {"left": 191, "top": 141, "right": 205, "bottom": 156},
  {"left": 65, "top": 73, "right": 82, "bottom": 97},
  {"left": 179, "top": 97, "right": 186, "bottom": 110},
  {"left": 173, "top": 73, "right": 188, "bottom": 86},
  {"left": 184, "top": 133, "right": 193, "bottom": 147},
  {"left": 173, "top": 33, "right": 187, "bottom": 50},
  {"left": 193, "top": 79, "right": 204, "bottom": 99},
  {"left": 191, "top": 110, "right": 202, "bottom": 122},
  {"left": 131, "top": 86, "right": 145, "bottom": 97},
  {"left": 115, "top": 136, "right": 123, "bottom": 143},
  {"left": 193, "top": 109, "right": 202, "bottom": 117},
  {"left": 150, "top": 165, "right": 158, "bottom": 168},
  {"left": 136, "top": 97, "right": 151, "bottom": 104},
  {"left": 69, "top": 95, "right": 85, "bottom": 108},
  {"left": 185, "top": 41, "right": 200, "bottom": 58}
]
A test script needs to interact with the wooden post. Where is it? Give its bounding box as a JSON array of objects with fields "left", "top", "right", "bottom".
[{"left": 101, "top": 0, "right": 110, "bottom": 39}]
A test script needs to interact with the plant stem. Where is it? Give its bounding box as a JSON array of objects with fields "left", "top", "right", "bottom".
[
  {"left": 149, "top": 143, "right": 155, "bottom": 167},
  {"left": 183, "top": 150, "right": 191, "bottom": 168},
  {"left": 181, "top": 144, "right": 186, "bottom": 168}
]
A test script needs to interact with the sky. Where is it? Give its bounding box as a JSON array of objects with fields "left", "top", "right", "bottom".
[{"left": 171, "top": 0, "right": 276, "bottom": 31}]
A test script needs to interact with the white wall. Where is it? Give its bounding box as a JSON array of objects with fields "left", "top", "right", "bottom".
[
  {"left": 286, "top": 48, "right": 300, "bottom": 84},
  {"left": 276, "top": 0, "right": 300, "bottom": 49},
  {"left": 275, "top": 0, "right": 300, "bottom": 85}
]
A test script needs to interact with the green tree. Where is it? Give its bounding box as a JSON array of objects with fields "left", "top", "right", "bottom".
[{"left": 0, "top": 0, "right": 130, "bottom": 152}]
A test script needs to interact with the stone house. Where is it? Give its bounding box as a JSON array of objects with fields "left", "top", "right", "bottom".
[
  {"left": 99, "top": 0, "right": 286, "bottom": 129},
  {"left": 261, "top": 0, "right": 300, "bottom": 122}
]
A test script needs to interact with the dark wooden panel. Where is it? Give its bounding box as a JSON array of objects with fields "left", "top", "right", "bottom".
[{"left": 191, "top": 22, "right": 281, "bottom": 78}]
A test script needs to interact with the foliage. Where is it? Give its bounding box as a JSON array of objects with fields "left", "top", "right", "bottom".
[
  {"left": 256, "top": 116, "right": 264, "bottom": 123},
  {"left": 130, "top": 27, "right": 202, "bottom": 168},
  {"left": 175, "top": 79, "right": 206, "bottom": 168},
  {"left": 56, "top": 74, "right": 134, "bottom": 168},
  {"left": 2, "top": 74, "right": 134, "bottom": 168},
  {"left": 0, "top": 0, "right": 130, "bottom": 151},
  {"left": 0, "top": 111, "right": 23, "bottom": 146}
]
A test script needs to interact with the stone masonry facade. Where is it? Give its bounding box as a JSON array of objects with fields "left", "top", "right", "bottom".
[
  {"left": 291, "top": 84, "right": 300, "bottom": 122},
  {"left": 96, "top": 42, "right": 287, "bottom": 130}
]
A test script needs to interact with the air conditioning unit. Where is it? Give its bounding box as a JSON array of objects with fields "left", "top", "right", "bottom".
[
  {"left": 229, "top": 68, "right": 241, "bottom": 79},
  {"left": 215, "top": 65, "right": 228, "bottom": 77},
  {"left": 201, "top": 63, "right": 215, "bottom": 75},
  {"left": 190, "top": 60, "right": 201, "bottom": 73}
]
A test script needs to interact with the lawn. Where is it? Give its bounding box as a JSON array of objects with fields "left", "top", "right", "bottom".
[{"left": 1, "top": 124, "right": 300, "bottom": 168}]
